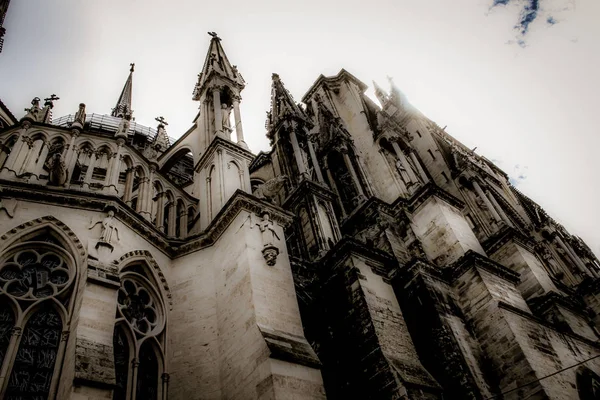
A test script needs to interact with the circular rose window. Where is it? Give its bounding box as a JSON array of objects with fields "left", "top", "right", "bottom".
[
  {"left": 0, "top": 247, "right": 72, "bottom": 300},
  {"left": 117, "top": 276, "right": 163, "bottom": 336}
]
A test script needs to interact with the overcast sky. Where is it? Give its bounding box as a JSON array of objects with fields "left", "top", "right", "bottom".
[{"left": 1, "top": 0, "right": 598, "bottom": 255}]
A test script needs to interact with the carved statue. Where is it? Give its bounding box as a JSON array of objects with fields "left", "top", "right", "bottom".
[
  {"left": 256, "top": 212, "right": 280, "bottom": 266},
  {"left": 23, "top": 97, "right": 43, "bottom": 122},
  {"left": 74, "top": 103, "right": 86, "bottom": 125},
  {"left": 221, "top": 103, "right": 233, "bottom": 132},
  {"left": 253, "top": 175, "right": 288, "bottom": 203},
  {"left": 89, "top": 210, "right": 120, "bottom": 244},
  {"left": 48, "top": 153, "right": 68, "bottom": 186},
  {"left": 395, "top": 159, "right": 413, "bottom": 186},
  {"left": 117, "top": 117, "right": 130, "bottom": 137}
]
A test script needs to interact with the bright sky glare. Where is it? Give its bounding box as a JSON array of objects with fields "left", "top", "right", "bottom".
[{"left": 0, "top": 0, "right": 598, "bottom": 255}]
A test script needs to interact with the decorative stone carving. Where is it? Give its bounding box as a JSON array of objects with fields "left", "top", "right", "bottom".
[
  {"left": 0, "top": 196, "right": 17, "bottom": 218},
  {"left": 22, "top": 97, "right": 43, "bottom": 122},
  {"left": 253, "top": 175, "right": 288, "bottom": 203},
  {"left": 256, "top": 212, "right": 280, "bottom": 266},
  {"left": 89, "top": 210, "right": 120, "bottom": 247},
  {"left": 221, "top": 103, "right": 233, "bottom": 133},
  {"left": 72, "top": 103, "right": 86, "bottom": 130},
  {"left": 47, "top": 153, "right": 68, "bottom": 186}
]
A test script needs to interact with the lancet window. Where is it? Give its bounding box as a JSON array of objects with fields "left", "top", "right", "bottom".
[
  {"left": 0, "top": 228, "right": 77, "bottom": 399},
  {"left": 70, "top": 143, "right": 94, "bottom": 183},
  {"left": 113, "top": 262, "right": 166, "bottom": 400},
  {"left": 0, "top": 135, "right": 18, "bottom": 169}
]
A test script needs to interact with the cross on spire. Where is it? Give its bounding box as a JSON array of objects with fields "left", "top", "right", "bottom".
[
  {"left": 130, "top": 63, "right": 135, "bottom": 72},
  {"left": 155, "top": 116, "right": 168, "bottom": 126}
]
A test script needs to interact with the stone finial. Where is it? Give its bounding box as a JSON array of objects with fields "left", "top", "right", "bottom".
[
  {"left": 71, "top": 103, "right": 86, "bottom": 130},
  {"left": 22, "top": 97, "right": 43, "bottom": 123}
]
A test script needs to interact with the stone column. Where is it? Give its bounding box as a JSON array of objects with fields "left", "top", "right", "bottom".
[
  {"left": 212, "top": 87, "right": 223, "bottom": 136},
  {"left": 307, "top": 137, "right": 325, "bottom": 184},
  {"left": 232, "top": 97, "right": 246, "bottom": 147},
  {"left": 139, "top": 167, "right": 155, "bottom": 221},
  {"left": 1, "top": 130, "right": 25, "bottom": 173},
  {"left": 324, "top": 163, "right": 346, "bottom": 218},
  {"left": 555, "top": 235, "right": 591, "bottom": 277},
  {"left": 167, "top": 202, "right": 176, "bottom": 237},
  {"left": 342, "top": 150, "right": 365, "bottom": 199},
  {"left": 289, "top": 130, "right": 307, "bottom": 177},
  {"left": 108, "top": 140, "right": 125, "bottom": 188},
  {"left": 0, "top": 327, "right": 21, "bottom": 390},
  {"left": 156, "top": 193, "right": 165, "bottom": 231},
  {"left": 409, "top": 150, "right": 429, "bottom": 183},
  {"left": 391, "top": 140, "right": 419, "bottom": 184},
  {"left": 179, "top": 208, "right": 188, "bottom": 239},
  {"left": 379, "top": 148, "right": 408, "bottom": 197},
  {"left": 472, "top": 179, "right": 502, "bottom": 223},
  {"left": 486, "top": 190, "right": 513, "bottom": 227},
  {"left": 64, "top": 130, "right": 79, "bottom": 173}
]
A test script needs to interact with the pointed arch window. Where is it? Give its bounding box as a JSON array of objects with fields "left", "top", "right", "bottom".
[
  {"left": 113, "top": 263, "right": 166, "bottom": 400},
  {"left": 0, "top": 135, "right": 18, "bottom": 169},
  {"left": 0, "top": 228, "right": 77, "bottom": 399}
]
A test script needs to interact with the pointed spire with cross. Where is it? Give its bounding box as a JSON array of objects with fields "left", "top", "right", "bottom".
[
  {"left": 153, "top": 116, "right": 170, "bottom": 151},
  {"left": 112, "top": 64, "right": 135, "bottom": 118}
]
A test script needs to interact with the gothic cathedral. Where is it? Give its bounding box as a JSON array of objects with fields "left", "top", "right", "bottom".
[{"left": 0, "top": 33, "right": 600, "bottom": 400}]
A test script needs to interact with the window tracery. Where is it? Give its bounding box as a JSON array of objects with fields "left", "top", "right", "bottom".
[
  {"left": 0, "top": 229, "right": 77, "bottom": 399},
  {"left": 113, "top": 263, "right": 166, "bottom": 400}
]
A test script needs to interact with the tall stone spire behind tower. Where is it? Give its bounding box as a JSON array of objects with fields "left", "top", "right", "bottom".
[
  {"left": 111, "top": 63, "right": 135, "bottom": 118},
  {"left": 191, "top": 33, "right": 246, "bottom": 146}
]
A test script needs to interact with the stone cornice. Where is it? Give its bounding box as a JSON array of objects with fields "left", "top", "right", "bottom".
[
  {"left": 282, "top": 178, "right": 337, "bottom": 210},
  {"left": 448, "top": 250, "right": 521, "bottom": 285},
  {"left": 248, "top": 151, "right": 271, "bottom": 172},
  {"left": 195, "top": 135, "right": 255, "bottom": 172},
  {"left": 0, "top": 182, "right": 294, "bottom": 259},
  {"left": 405, "top": 182, "right": 465, "bottom": 213},
  {"left": 483, "top": 225, "right": 536, "bottom": 255},
  {"left": 172, "top": 189, "right": 294, "bottom": 257},
  {"left": 527, "top": 290, "right": 589, "bottom": 319},
  {"left": 0, "top": 179, "right": 174, "bottom": 256},
  {"left": 319, "top": 236, "right": 397, "bottom": 279}
]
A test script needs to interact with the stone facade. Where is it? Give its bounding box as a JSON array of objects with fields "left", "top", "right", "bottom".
[{"left": 0, "top": 33, "right": 599, "bottom": 400}]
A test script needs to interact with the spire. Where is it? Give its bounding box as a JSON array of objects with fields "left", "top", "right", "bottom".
[
  {"left": 372, "top": 80, "right": 389, "bottom": 107},
  {"left": 192, "top": 33, "right": 245, "bottom": 100},
  {"left": 111, "top": 63, "right": 135, "bottom": 118},
  {"left": 267, "top": 73, "right": 307, "bottom": 131}
]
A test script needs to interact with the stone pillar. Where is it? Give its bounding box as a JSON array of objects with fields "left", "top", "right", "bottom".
[
  {"left": 342, "top": 150, "right": 365, "bottom": 199},
  {"left": 167, "top": 202, "right": 176, "bottom": 237},
  {"left": 555, "top": 235, "right": 590, "bottom": 277},
  {"left": 179, "top": 208, "right": 188, "bottom": 239},
  {"left": 472, "top": 179, "right": 502, "bottom": 223},
  {"left": 289, "top": 130, "right": 307, "bottom": 177},
  {"left": 409, "top": 150, "right": 429, "bottom": 183},
  {"left": 232, "top": 97, "right": 246, "bottom": 147},
  {"left": 1, "top": 130, "right": 25, "bottom": 173},
  {"left": 212, "top": 87, "right": 223, "bottom": 136},
  {"left": 379, "top": 148, "right": 408, "bottom": 196},
  {"left": 156, "top": 193, "right": 165, "bottom": 231},
  {"left": 0, "top": 327, "right": 21, "bottom": 390},
  {"left": 307, "top": 137, "right": 325, "bottom": 184},
  {"left": 64, "top": 130, "right": 79, "bottom": 173},
  {"left": 324, "top": 163, "right": 346, "bottom": 218},
  {"left": 108, "top": 140, "right": 125, "bottom": 190},
  {"left": 486, "top": 190, "right": 513, "bottom": 227},
  {"left": 123, "top": 168, "right": 135, "bottom": 205},
  {"left": 139, "top": 167, "right": 155, "bottom": 221},
  {"left": 391, "top": 140, "right": 419, "bottom": 184}
]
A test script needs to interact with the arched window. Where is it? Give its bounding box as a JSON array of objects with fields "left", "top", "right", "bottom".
[
  {"left": 92, "top": 146, "right": 113, "bottom": 182},
  {"left": 113, "top": 262, "right": 166, "bottom": 400},
  {"left": 0, "top": 135, "right": 18, "bottom": 170},
  {"left": 71, "top": 143, "right": 94, "bottom": 183},
  {"left": 327, "top": 151, "right": 359, "bottom": 215},
  {"left": 0, "top": 227, "right": 77, "bottom": 398}
]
